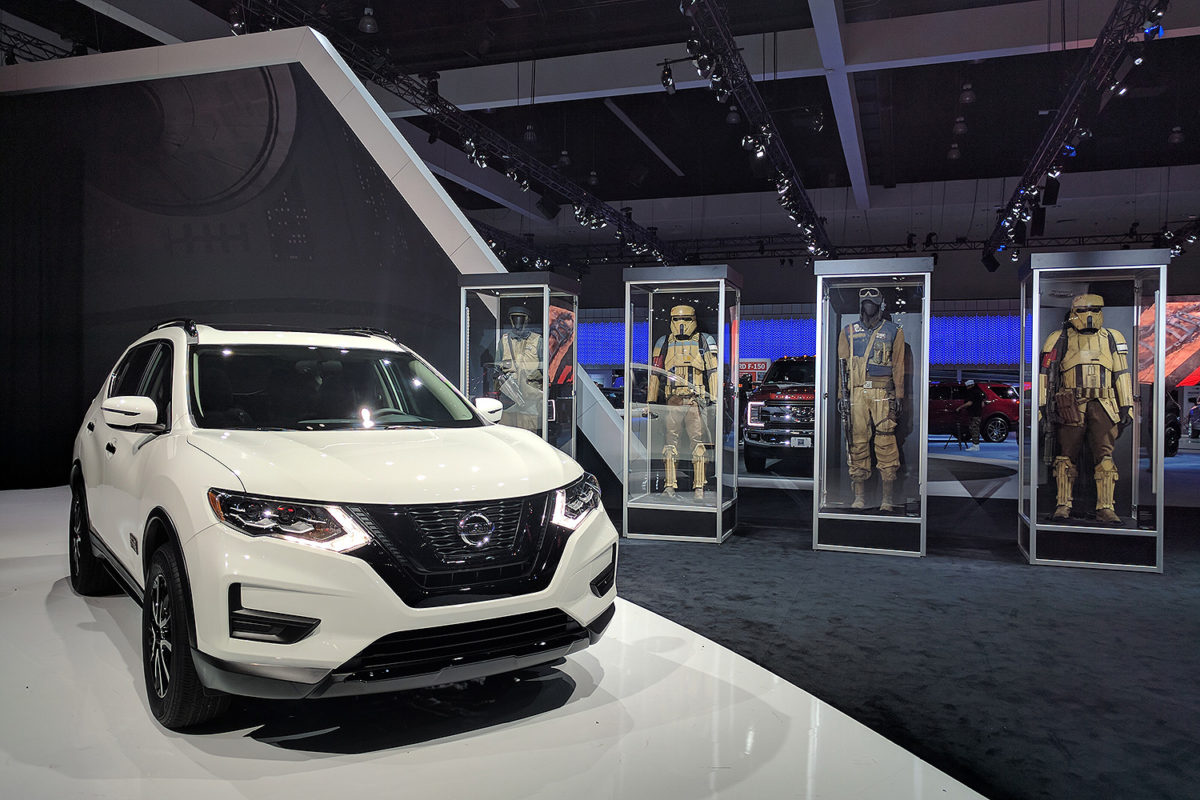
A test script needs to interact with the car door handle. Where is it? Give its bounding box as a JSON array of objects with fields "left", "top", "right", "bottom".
[
  {"left": 86, "top": 422, "right": 95, "bottom": 432},
  {"left": 105, "top": 442, "right": 117, "bottom": 454}
]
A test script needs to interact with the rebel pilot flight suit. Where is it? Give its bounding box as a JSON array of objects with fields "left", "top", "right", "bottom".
[
  {"left": 838, "top": 287, "right": 906, "bottom": 511},
  {"left": 495, "top": 306, "right": 544, "bottom": 433},
  {"left": 1039, "top": 294, "right": 1133, "bottom": 523},
  {"left": 647, "top": 305, "right": 720, "bottom": 499}
]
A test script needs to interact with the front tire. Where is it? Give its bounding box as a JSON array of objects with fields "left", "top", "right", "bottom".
[
  {"left": 983, "top": 415, "right": 1011, "bottom": 443},
  {"left": 143, "top": 545, "right": 229, "bottom": 730},
  {"left": 69, "top": 481, "right": 118, "bottom": 596}
]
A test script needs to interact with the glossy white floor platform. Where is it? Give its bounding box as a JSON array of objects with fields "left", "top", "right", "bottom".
[{"left": 1, "top": 487, "right": 983, "bottom": 800}]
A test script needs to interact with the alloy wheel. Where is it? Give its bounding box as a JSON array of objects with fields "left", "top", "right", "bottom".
[
  {"left": 69, "top": 494, "right": 82, "bottom": 575},
  {"left": 148, "top": 574, "right": 173, "bottom": 699}
]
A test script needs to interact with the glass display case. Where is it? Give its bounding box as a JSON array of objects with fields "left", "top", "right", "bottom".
[
  {"left": 812, "top": 258, "right": 932, "bottom": 556},
  {"left": 623, "top": 266, "right": 741, "bottom": 542},
  {"left": 460, "top": 272, "right": 578, "bottom": 456},
  {"left": 1019, "top": 250, "right": 1168, "bottom": 572}
]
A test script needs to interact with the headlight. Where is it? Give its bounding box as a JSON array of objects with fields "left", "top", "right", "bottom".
[
  {"left": 551, "top": 473, "right": 601, "bottom": 531},
  {"left": 207, "top": 489, "right": 371, "bottom": 553},
  {"left": 746, "top": 400, "right": 766, "bottom": 427}
]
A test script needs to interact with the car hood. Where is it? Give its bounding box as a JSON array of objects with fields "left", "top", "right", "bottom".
[
  {"left": 187, "top": 425, "right": 581, "bottom": 505},
  {"left": 750, "top": 381, "right": 815, "bottom": 400}
]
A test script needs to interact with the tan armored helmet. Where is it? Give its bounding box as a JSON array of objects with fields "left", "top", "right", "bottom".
[
  {"left": 670, "top": 305, "right": 698, "bottom": 337},
  {"left": 1067, "top": 293, "right": 1104, "bottom": 333}
]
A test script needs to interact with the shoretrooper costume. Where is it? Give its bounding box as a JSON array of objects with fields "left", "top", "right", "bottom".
[
  {"left": 494, "top": 306, "right": 543, "bottom": 433},
  {"left": 1039, "top": 294, "right": 1133, "bottom": 523},
  {"left": 647, "top": 305, "right": 719, "bottom": 498},
  {"left": 838, "top": 287, "right": 906, "bottom": 511}
]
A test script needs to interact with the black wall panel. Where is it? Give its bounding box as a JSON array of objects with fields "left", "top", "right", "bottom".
[{"left": 1, "top": 64, "right": 464, "bottom": 488}]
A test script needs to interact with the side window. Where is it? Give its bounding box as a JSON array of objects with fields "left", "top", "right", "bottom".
[
  {"left": 138, "top": 342, "right": 173, "bottom": 426},
  {"left": 110, "top": 343, "right": 156, "bottom": 398}
]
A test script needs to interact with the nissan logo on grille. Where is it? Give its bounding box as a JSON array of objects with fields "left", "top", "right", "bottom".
[{"left": 457, "top": 512, "right": 495, "bottom": 548}]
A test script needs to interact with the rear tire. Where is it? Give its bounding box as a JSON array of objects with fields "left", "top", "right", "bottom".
[
  {"left": 143, "top": 545, "right": 229, "bottom": 730},
  {"left": 69, "top": 481, "right": 118, "bottom": 596}
]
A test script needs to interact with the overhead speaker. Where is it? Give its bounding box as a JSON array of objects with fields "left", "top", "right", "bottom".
[
  {"left": 1042, "top": 176, "right": 1061, "bottom": 206},
  {"left": 1031, "top": 206, "right": 1047, "bottom": 237},
  {"left": 982, "top": 251, "right": 1000, "bottom": 272}
]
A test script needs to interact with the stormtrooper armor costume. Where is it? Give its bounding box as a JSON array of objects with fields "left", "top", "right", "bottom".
[
  {"left": 838, "top": 287, "right": 906, "bottom": 511},
  {"left": 495, "top": 306, "right": 544, "bottom": 433},
  {"left": 647, "top": 305, "right": 719, "bottom": 498},
  {"left": 1039, "top": 294, "right": 1133, "bottom": 523}
]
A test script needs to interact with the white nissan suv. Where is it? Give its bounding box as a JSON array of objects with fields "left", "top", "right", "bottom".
[{"left": 70, "top": 321, "right": 617, "bottom": 730}]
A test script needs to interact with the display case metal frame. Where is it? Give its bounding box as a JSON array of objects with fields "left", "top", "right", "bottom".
[
  {"left": 1018, "top": 250, "right": 1167, "bottom": 573},
  {"left": 622, "top": 265, "right": 741, "bottom": 543},
  {"left": 459, "top": 272, "right": 579, "bottom": 457},
  {"left": 812, "top": 257, "right": 933, "bottom": 557}
]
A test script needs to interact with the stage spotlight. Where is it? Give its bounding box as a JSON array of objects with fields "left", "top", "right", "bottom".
[
  {"left": 661, "top": 63, "right": 676, "bottom": 94},
  {"left": 358, "top": 7, "right": 379, "bottom": 34}
]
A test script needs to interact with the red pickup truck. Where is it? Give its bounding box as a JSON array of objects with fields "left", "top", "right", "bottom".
[{"left": 743, "top": 357, "right": 816, "bottom": 472}]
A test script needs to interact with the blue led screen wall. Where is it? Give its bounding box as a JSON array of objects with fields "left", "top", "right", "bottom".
[{"left": 579, "top": 315, "right": 1025, "bottom": 370}]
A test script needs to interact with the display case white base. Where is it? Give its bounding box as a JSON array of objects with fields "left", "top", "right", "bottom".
[{"left": 0, "top": 486, "right": 982, "bottom": 800}]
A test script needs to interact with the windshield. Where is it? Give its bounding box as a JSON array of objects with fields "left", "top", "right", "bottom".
[
  {"left": 189, "top": 345, "right": 481, "bottom": 431},
  {"left": 763, "top": 360, "right": 815, "bottom": 384}
]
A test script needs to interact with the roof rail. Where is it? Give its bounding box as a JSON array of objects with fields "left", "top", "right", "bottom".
[
  {"left": 150, "top": 318, "right": 199, "bottom": 338},
  {"left": 335, "top": 327, "right": 399, "bottom": 345}
]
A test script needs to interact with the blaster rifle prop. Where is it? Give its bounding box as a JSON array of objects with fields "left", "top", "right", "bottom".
[{"left": 838, "top": 358, "right": 853, "bottom": 456}]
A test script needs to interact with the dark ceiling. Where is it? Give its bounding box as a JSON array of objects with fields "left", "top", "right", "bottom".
[{"left": 3, "top": 0, "right": 1197, "bottom": 244}]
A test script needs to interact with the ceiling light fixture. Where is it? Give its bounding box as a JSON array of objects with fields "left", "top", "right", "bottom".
[
  {"left": 358, "top": 7, "right": 379, "bottom": 34},
  {"left": 952, "top": 116, "right": 968, "bottom": 136},
  {"left": 959, "top": 83, "right": 976, "bottom": 104},
  {"left": 587, "top": 170, "right": 599, "bottom": 187},
  {"left": 725, "top": 105, "right": 741, "bottom": 125},
  {"left": 522, "top": 123, "right": 537, "bottom": 144},
  {"left": 947, "top": 143, "right": 961, "bottom": 160},
  {"left": 1168, "top": 125, "right": 1185, "bottom": 145},
  {"left": 661, "top": 63, "right": 675, "bottom": 94},
  {"left": 558, "top": 150, "right": 571, "bottom": 168}
]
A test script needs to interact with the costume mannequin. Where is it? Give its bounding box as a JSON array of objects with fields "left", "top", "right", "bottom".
[
  {"left": 837, "top": 287, "right": 906, "bottom": 511},
  {"left": 495, "top": 306, "right": 543, "bottom": 433},
  {"left": 1039, "top": 294, "right": 1133, "bottom": 523},
  {"left": 647, "top": 305, "right": 719, "bottom": 498}
]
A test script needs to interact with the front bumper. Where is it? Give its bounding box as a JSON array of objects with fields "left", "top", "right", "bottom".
[
  {"left": 182, "top": 506, "right": 618, "bottom": 698},
  {"left": 193, "top": 603, "right": 616, "bottom": 699},
  {"left": 744, "top": 427, "right": 814, "bottom": 449}
]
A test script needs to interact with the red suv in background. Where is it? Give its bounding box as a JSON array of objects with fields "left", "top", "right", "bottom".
[{"left": 929, "top": 380, "right": 1020, "bottom": 443}]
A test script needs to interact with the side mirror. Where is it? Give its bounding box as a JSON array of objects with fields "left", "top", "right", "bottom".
[
  {"left": 474, "top": 397, "right": 504, "bottom": 424},
  {"left": 102, "top": 396, "right": 160, "bottom": 430}
]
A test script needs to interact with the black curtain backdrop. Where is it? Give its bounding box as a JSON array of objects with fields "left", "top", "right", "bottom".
[
  {"left": 1, "top": 65, "right": 464, "bottom": 489},
  {"left": 1, "top": 95, "right": 85, "bottom": 489}
]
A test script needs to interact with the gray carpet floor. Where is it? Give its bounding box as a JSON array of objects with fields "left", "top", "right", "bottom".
[{"left": 615, "top": 490, "right": 1200, "bottom": 800}]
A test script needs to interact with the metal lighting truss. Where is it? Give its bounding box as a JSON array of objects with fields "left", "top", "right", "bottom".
[
  {"left": 983, "top": 0, "right": 1170, "bottom": 264},
  {"left": 1163, "top": 218, "right": 1200, "bottom": 257},
  {"left": 233, "top": 0, "right": 684, "bottom": 265},
  {"left": 0, "top": 22, "right": 72, "bottom": 62},
  {"left": 471, "top": 219, "right": 585, "bottom": 275},
  {"left": 559, "top": 230, "right": 1170, "bottom": 264},
  {"left": 680, "top": 0, "right": 835, "bottom": 257}
]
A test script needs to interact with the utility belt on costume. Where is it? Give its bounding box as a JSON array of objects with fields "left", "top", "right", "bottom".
[
  {"left": 853, "top": 379, "right": 895, "bottom": 391},
  {"left": 664, "top": 388, "right": 704, "bottom": 401},
  {"left": 1068, "top": 387, "right": 1116, "bottom": 400}
]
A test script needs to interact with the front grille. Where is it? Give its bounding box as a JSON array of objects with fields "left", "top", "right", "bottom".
[
  {"left": 334, "top": 608, "right": 586, "bottom": 682},
  {"left": 406, "top": 497, "right": 527, "bottom": 562},
  {"left": 348, "top": 492, "right": 571, "bottom": 606}
]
